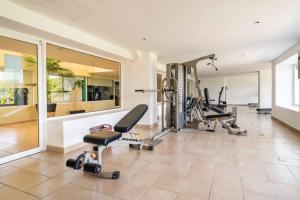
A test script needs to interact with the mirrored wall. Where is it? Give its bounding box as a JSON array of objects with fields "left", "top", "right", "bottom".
[
  {"left": 46, "top": 44, "right": 121, "bottom": 117},
  {"left": 0, "top": 36, "right": 39, "bottom": 157}
]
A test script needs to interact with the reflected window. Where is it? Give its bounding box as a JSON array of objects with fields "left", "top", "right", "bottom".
[{"left": 46, "top": 44, "right": 121, "bottom": 117}]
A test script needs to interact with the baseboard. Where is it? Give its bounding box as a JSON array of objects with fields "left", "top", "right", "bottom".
[
  {"left": 47, "top": 142, "right": 88, "bottom": 154},
  {"left": 271, "top": 116, "right": 300, "bottom": 133},
  {"left": 135, "top": 122, "right": 158, "bottom": 129}
]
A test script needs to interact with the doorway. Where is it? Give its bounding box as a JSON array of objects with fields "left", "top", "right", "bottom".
[{"left": 0, "top": 34, "right": 43, "bottom": 163}]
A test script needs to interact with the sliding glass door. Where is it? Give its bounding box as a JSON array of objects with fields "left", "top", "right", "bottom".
[{"left": 0, "top": 35, "right": 42, "bottom": 162}]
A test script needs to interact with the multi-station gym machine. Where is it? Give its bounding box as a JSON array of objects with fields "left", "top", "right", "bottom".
[{"left": 136, "top": 54, "right": 246, "bottom": 147}]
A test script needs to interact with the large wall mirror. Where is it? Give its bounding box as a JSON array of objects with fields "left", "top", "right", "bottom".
[
  {"left": 0, "top": 36, "right": 39, "bottom": 157},
  {"left": 44, "top": 44, "right": 121, "bottom": 117}
]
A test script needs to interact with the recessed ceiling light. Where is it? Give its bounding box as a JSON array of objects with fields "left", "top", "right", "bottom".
[{"left": 254, "top": 21, "right": 261, "bottom": 24}]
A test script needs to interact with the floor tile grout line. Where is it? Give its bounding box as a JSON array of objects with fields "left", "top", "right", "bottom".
[
  {"left": 286, "top": 165, "right": 300, "bottom": 184},
  {"left": 207, "top": 161, "right": 217, "bottom": 200},
  {"left": 0, "top": 182, "right": 41, "bottom": 199}
]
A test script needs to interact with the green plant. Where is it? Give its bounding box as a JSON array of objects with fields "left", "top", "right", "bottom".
[
  {"left": 24, "top": 55, "right": 75, "bottom": 77},
  {"left": 24, "top": 55, "right": 83, "bottom": 103}
]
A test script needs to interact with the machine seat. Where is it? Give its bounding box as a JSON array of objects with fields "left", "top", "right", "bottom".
[
  {"left": 206, "top": 112, "right": 232, "bottom": 119},
  {"left": 83, "top": 131, "right": 122, "bottom": 146}
]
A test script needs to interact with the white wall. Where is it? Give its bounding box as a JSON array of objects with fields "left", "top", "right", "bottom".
[
  {"left": 200, "top": 72, "right": 259, "bottom": 105},
  {"left": 122, "top": 51, "right": 157, "bottom": 125},
  {"left": 258, "top": 67, "right": 272, "bottom": 108},
  {"left": 272, "top": 42, "right": 300, "bottom": 131},
  {"left": 227, "top": 73, "right": 258, "bottom": 104},
  {"left": 47, "top": 109, "right": 128, "bottom": 149}
]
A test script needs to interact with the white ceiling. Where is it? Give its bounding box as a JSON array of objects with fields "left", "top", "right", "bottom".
[{"left": 8, "top": 0, "right": 300, "bottom": 75}]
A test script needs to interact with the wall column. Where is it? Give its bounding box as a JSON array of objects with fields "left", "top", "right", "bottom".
[{"left": 122, "top": 51, "right": 157, "bottom": 126}]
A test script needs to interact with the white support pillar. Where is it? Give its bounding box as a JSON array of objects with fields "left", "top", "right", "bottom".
[
  {"left": 258, "top": 67, "right": 272, "bottom": 108},
  {"left": 122, "top": 51, "right": 157, "bottom": 126}
]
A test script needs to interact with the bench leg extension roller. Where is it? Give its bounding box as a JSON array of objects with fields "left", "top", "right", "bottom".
[{"left": 66, "top": 131, "right": 122, "bottom": 179}]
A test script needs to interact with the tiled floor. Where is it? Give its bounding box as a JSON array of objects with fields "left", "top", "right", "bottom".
[
  {"left": 0, "top": 107, "right": 300, "bottom": 199},
  {"left": 0, "top": 120, "right": 39, "bottom": 157}
]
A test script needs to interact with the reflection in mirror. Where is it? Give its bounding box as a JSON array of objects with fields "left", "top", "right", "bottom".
[
  {"left": 45, "top": 44, "right": 121, "bottom": 117},
  {"left": 0, "top": 36, "right": 39, "bottom": 157}
]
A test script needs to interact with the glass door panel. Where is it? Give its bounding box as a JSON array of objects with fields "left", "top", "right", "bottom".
[{"left": 0, "top": 36, "right": 39, "bottom": 157}]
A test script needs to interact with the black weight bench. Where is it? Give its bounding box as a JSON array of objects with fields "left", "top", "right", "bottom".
[
  {"left": 83, "top": 131, "right": 122, "bottom": 146},
  {"left": 66, "top": 104, "right": 149, "bottom": 179}
]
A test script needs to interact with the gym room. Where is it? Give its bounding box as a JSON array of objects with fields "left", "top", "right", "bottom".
[{"left": 0, "top": 0, "right": 299, "bottom": 199}]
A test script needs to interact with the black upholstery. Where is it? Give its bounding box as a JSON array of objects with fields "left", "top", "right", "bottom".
[
  {"left": 114, "top": 104, "right": 148, "bottom": 133},
  {"left": 206, "top": 112, "right": 232, "bottom": 119},
  {"left": 204, "top": 88, "right": 226, "bottom": 113},
  {"left": 83, "top": 131, "right": 122, "bottom": 146},
  {"left": 204, "top": 88, "right": 210, "bottom": 106},
  {"left": 83, "top": 104, "right": 147, "bottom": 146}
]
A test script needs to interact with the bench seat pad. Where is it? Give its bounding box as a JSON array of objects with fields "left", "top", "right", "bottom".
[
  {"left": 114, "top": 104, "right": 148, "bottom": 133},
  {"left": 83, "top": 131, "right": 122, "bottom": 146},
  {"left": 206, "top": 112, "right": 232, "bottom": 119}
]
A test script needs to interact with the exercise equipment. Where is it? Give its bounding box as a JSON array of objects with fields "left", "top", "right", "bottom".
[
  {"left": 66, "top": 104, "right": 151, "bottom": 179},
  {"left": 201, "top": 88, "right": 247, "bottom": 135},
  {"left": 203, "top": 88, "right": 225, "bottom": 114},
  {"left": 248, "top": 103, "right": 258, "bottom": 107},
  {"left": 135, "top": 69, "right": 180, "bottom": 147},
  {"left": 256, "top": 108, "right": 272, "bottom": 114},
  {"left": 136, "top": 54, "right": 246, "bottom": 138},
  {"left": 182, "top": 54, "right": 247, "bottom": 135},
  {"left": 209, "top": 87, "right": 227, "bottom": 110}
]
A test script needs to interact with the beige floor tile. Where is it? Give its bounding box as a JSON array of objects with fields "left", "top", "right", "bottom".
[
  {"left": 243, "top": 191, "right": 277, "bottom": 200},
  {"left": 38, "top": 162, "right": 70, "bottom": 177},
  {"left": 278, "top": 158, "right": 300, "bottom": 167},
  {"left": 30, "top": 151, "right": 66, "bottom": 164},
  {"left": 71, "top": 172, "right": 128, "bottom": 195},
  {"left": 154, "top": 175, "right": 211, "bottom": 200},
  {"left": 12, "top": 158, "right": 55, "bottom": 174},
  {"left": 117, "top": 159, "right": 150, "bottom": 179},
  {"left": 73, "top": 189, "right": 119, "bottom": 200},
  {"left": 28, "top": 169, "right": 83, "bottom": 198},
  {"left": 114, "top": 171, "right": 160, "bottom": 200},
  {"left": 186, "top": 162, "right": 215, "bottom": 183},
  {"left": 144, "top": 162, "right": 191, "bottom": 178},
  {"left": 210, "top": 177, "right": 243, "bottom": 200},
  {"left": 0, "top": 165, "right": 19, "bottom": 177},
  {"left": 287, "top": 165, "right": 300, "bottom": 181},
  {"left": 40, "top": 183, "right": 83, "bottom": 200},
  {"left": 176, "top": 194, "right": 205, "bottom": 200},
  {"left": 263, "top": 163, "right": 300, "bottom": 185},
  {"left": 142, "top": 188, "right": 177, "bottom": 200},
  {"left": 0, "top": 186, "right": 39, "bottom": 200},
  {"left": 242, "top": 177, "right": 300, "bottom": 200},
  {"left": 213, "top": 163, "right": 267, "bottom": 180},
  {"left": 0, "top": 169, "right": 48, "bottom": 191},
  {"left": 274, "top": 147, "right": 299, "bottom": 159}
]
